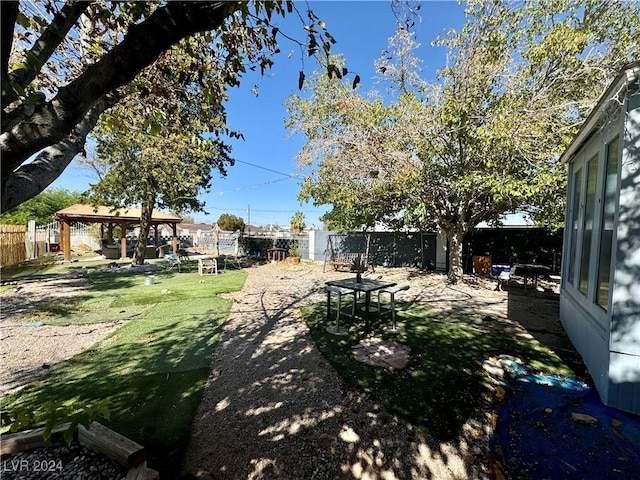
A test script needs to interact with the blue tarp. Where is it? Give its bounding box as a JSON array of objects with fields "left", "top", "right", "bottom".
[{"left": 496, "top": 366, "right": 640, "bottom": 480}]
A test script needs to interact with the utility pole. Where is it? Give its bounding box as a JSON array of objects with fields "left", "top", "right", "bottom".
[{"left": 247, "top": 204, "right": 251, "bottom": 227}]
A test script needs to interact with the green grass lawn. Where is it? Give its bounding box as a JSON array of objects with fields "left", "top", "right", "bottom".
[
  {"left": 1, "top": 257, "right": 246, "bottom": 477},
  {"left": 301, "top": 301, "right": 575, "bottom": 442}
]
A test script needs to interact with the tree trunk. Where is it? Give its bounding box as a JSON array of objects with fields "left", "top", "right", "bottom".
[
  {"left": 1, "top": 96, "right": 114, "bottom": 213},
  {"left": 132, "top": 197, "right": 155, "bottom": 266},
  {"left": 447, "top": 229, "right": 465, "bottom": 284}
]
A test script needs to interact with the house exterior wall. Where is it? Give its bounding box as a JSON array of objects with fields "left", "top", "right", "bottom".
[
  {"left": 608, "top": 90, "right": 640, "bottom": 412},
  {"left": 560, "top": 72, "right": 640, "bottom": 414}
]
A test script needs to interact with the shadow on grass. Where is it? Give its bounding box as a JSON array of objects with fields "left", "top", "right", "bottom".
[
  {"left": 1, "top": 267, "right": 247, "bottom": 478},
  {"left": 303, "top": 299, "right": 573, "bottom": 443}
]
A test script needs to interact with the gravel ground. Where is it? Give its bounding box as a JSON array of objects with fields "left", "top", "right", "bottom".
[
  {"left": 0, "top": 272, "right": 124, "bottom": 396},
  {"left": 181, "top": 262, "right": 507, "bottom": 480},
  {"left": 1, "top": 260, "right": 566, "bottom": 479},
  {"left": 1, "top": 442, "right": 124, "bottom": 480}
]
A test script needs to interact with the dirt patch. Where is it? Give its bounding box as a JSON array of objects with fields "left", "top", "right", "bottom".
[
  {"left": 1, "top": 272, "right": 90, "bottom": 321},
  {"left": 0, "top": 271, "right": 122, "bottom": 395}
]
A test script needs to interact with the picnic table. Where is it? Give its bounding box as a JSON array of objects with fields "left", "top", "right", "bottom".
[
  {"left": 511, "top": 264, "right": 552, "bottom": 294},
  {"left": 325, "top": 277, "right": 396, "bottom": 333}
]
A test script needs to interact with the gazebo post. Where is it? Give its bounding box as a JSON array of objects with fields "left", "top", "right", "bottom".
[
  {"left": 60, "top": 219, "right": 71, "bottom": 261},
  {"left": 172, "top": 223, "right": 178, "bottom": 254},
  {"left": 119, "top": 223, "right": 128, "bottom": 259}
]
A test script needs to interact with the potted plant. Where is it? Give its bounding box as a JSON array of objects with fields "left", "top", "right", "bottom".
[
  {"left": 351, "top": 254, "right": 365, "bottom": 282},
  {"left": 287, "top": 244, "right": 301, "bottom": 264}
]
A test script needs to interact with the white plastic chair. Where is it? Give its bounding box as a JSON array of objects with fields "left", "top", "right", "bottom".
[
  {"left": 377, "top": 284, "right": 410, "bottom": 333},
  {"left": 198, "top": 257, "right": 218, "bottom": 276},
  {"left": 325, "top": 285, "right": 356, "bottom": 335}
]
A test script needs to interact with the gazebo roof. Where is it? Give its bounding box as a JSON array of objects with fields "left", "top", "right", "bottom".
[{"left": 54, "top": 204, "right": 182, "bottom": 225}]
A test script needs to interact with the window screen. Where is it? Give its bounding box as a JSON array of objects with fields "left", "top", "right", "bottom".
[
  {"left": 596, "top": 137, "right": 619, "bottom": 309},
  {"left": 579, "top": 156, "right": 598, "bottom": 295}
]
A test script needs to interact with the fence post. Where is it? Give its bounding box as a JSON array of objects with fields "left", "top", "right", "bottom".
[{"left": 27, "top": 219, "right": 37, "bottom": 259}]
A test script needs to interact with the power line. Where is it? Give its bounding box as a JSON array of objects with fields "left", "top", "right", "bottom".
[
  {"left": 206, "top": 205, "right": 323, "bottom": 214},
  {"left": 211, "top": 177, "right": 294, "bottom": 196},
  {"left": 233, "top": 159, "right": 300, "bottom": 178}
]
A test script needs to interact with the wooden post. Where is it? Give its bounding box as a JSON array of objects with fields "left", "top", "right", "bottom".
[
  {"left": 172, "top": 223, "right": 178, "bottom": 254},
  {"left": 78, "top": 422, "right": 145, "bottom": 469},
  {"left": 61, "top": 219, "right": 71, "bottom": 261},
  {"left": 120, "top": 223, "right": 128, "bottom": 259}
]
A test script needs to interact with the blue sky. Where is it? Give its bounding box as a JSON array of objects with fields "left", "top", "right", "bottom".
[{"left": 51, "top": 1, "right": 467, "bottom": 227}]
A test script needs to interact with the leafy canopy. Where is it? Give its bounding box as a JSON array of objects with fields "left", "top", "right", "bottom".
[
  {"left": 1, "top": 1, "right": 347, "bottom": 212},
  {"left": 216, "top": 213, "right": 246, "bottom": 232},
  {"left": 287, "top": 0, "right": 640, "bottom": 282},
  {"left": 0, "top": 189, "right": 82, "bottom": 226}
]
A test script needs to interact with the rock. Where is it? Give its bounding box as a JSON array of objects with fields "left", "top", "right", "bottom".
[
  {"left": 571, "top": 412, "right": 599, "bottom": 425},
  {"left": 482, "top": 360, "right": 504, "bottom": 378}
]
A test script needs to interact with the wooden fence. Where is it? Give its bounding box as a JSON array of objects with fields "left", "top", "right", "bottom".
[{"left": 0, "top": 225, "right": 26, "bottom": 268}]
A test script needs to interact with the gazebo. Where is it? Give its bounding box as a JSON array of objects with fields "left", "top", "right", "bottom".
[{"left": 54, "top": 204, "right": 182, "bottom": 261}]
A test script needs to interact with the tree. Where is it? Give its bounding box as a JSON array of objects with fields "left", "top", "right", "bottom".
[
  {"left": 287, "top": 0, "right": 640, "bottom": 283},
  {"left": 87, "top": 34, "right": 233, "bottom": 266},
  {"left": 1, "top": 1, "right": 342, "bottom": 213},
  {"left": 0, "top": 188, "right": 82, "bottom": 225},
  {"left": 216, "top": 213, "right": 245, "bottom": 232},
  {"left": 290, "top": 211, "right": 307, "bottom": 233}
]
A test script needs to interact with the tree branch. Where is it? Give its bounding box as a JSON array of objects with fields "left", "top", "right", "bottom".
[
  {"left": 1, "top": 1, "right": 19, "bottom": 95},
  {"left": 1, "top": 94, "right": 116, "bottom": 213},
  {"left": 2, "top": 1, "right": 89, "bottom": 108},
  {"left": 1, "top": 1, "right": 239, "bottom": 174}
]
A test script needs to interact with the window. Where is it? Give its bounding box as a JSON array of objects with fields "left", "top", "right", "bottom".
[
  {"left": 596, "top": 137, "right": 619, "bottom": 309},
  {"left": 568, "top": 169, "right": 582, "bottom": 286},
  {"left": 579, "top": 156, "right": 598, "bottom": 295}
]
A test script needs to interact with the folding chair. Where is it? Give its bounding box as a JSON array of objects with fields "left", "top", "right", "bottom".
[
  {"left": 325, "top": 285, "right": 356, "bottom": 335},
  {"left": 377, "top": 284, "right": 409, "bottom": 333},
  {"left": 164, "top": 253, "right": 181, "bottom": 272}
]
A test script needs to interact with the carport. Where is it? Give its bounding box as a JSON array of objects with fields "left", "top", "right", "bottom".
[{"left": 54, "top": 204, "right": 182, "bottom": 261}]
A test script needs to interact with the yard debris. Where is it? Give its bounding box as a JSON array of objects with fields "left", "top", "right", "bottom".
[{"left": 493, "top": 361, "right": 640, "bottom": 480}]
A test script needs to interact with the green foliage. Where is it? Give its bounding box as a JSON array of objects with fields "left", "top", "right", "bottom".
[
  {"left": 290, "top": 210, "right": 306, "bottom": 233},
  {"left": 88, "top": 33, "right": 234, "bottom": 213},
  {"left": 287, "top": 0, "right": 640, "bottom": 281},
  {"left": 3, "top": 0, "right": 348, "bottom": 213},
  {"left": 2, "top": 400, "right": 110, "bottom": 445},
  {"left": 85, "top": 34, "right": 235, "bottom": 264},
  {"left": 0, "top": 188, "right": 82, "bottom": 225},
  {"left": 217, "top": 213, "right": 246, "bottom": 231},
  {"left": 288, "top": 243, "right": 300, "bottom": 257}
]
